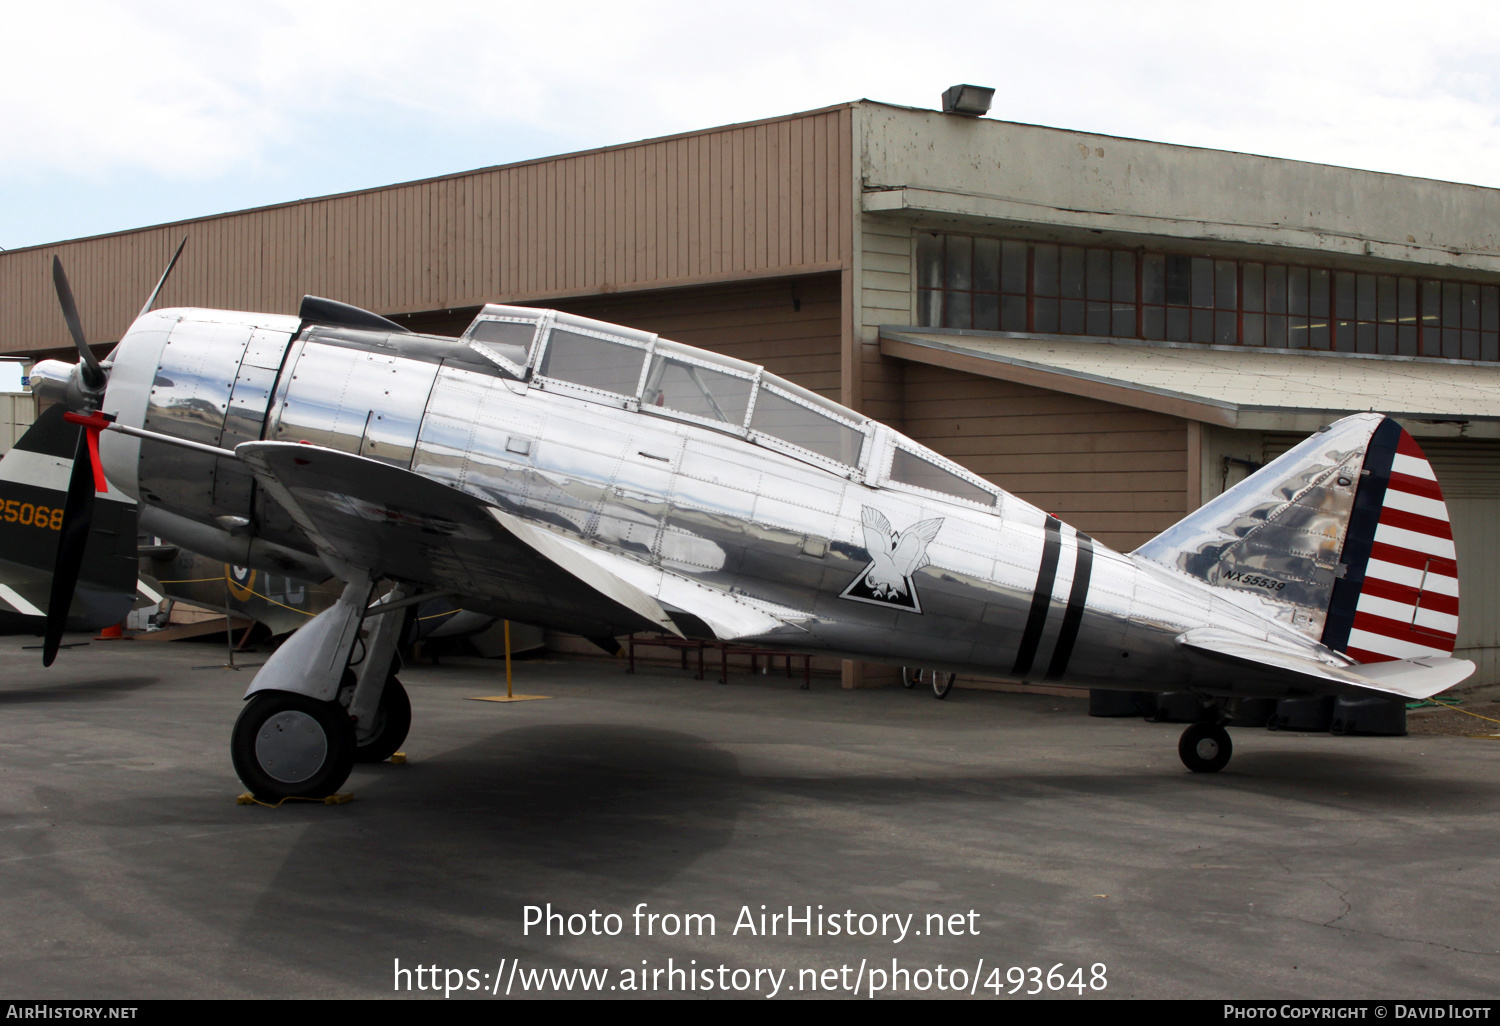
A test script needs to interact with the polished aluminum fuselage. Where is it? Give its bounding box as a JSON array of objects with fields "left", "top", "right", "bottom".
[{"left": 100, "top": 307, "right": 1328, "bottom": 697}]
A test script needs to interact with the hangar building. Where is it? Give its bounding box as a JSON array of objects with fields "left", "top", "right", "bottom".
[{"left": 3, "top": 95, "right": 1497, "bottom": 687}]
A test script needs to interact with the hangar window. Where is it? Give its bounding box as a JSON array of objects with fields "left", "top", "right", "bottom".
[
  {"left": 889, "top": 447, "right": 997, "bottom": 506},
  {"left": 918, "top": 231, "right": 1500, "bottom": 361}
]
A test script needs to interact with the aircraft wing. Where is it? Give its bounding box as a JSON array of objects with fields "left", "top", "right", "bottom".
[
  {"left": 1176, "top": 628, "right": 1473, "bottom": 701},
  {"left": 235, "top": 441, "right": 801, "bottom": 642}
]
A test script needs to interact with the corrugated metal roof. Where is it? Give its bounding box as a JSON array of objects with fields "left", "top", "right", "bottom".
[{"left": 880, "top": 328, "right": 1500, "bottom": 435}]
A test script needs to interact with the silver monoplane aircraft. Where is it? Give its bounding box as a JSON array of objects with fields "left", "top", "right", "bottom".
[{"left": 30, "top": 251, "right": 1473, "bottom": 799}]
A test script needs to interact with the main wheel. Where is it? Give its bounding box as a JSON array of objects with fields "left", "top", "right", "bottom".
[
  {"left": 232, "top": 690, "right": 356, "bottom": 801},
  {"left": 352, "top": 676, "right": 411, "bottom": 764},
  {"left": 902, "top": 667, "right": 919, "bottom": 689},
  {"left": 932, "top": 671, "right": 956, "bottom": 700},
  {"left": 1178, "top": 722, "right": 1232, "bottom": 774}
]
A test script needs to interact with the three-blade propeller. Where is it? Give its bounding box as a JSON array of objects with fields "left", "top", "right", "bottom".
[{"left": 41, "top": 240, "right": 185, "bottom": 665}]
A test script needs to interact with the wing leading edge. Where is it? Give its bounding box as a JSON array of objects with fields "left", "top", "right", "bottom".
[{"left": 236, "top": 441, "right": 803, "bottom": 643}]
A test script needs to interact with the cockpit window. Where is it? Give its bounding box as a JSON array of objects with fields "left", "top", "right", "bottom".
[
  {"left": 537, "top": 328, "right": 648, "bottom": 396},
  {"left": 641, "top": 344, "right": 755, "bottom": 425},
  {"left": 890, "top": 447, "right": 996, "bottom": 505},
  {"left": 467, "top": 318, "right": 536, "bottom": 367},
  {"left": 750, "top": 384, "right": 864, "bottom": 467}
]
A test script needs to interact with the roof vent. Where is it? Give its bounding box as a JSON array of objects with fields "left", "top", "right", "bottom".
[{"left": 941, "top": 84, "right": 994, "bottom": 117}]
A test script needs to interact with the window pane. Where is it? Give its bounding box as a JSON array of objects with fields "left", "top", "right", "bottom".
[
  {"left": 1143, "top": 254, "right": 1166, "bottom": 305},
  {"left": 1034, "top": 245, "right": 1059, "bottom": 297},
  {"left": 1265, "top": 314, "right": 1287, "bottom": 348},
  {"left": 1191, "top": 258, "right": 1214, "bottom": 308},
  {"left": 1086, "top": 249, "right": 1111, "bottom": 300},
  {"left": 1288, "top": 267, "right": 1309, "bottom": 315},
  {"left": 890, "top": 448, "right": 994, "bottom": 504},
  {"left": 945, "top": 235, "right": 972, "bottom": 291},
  {"left": 974, "top": 237, "right": 1000, "bottom": 294},
  {"left": 1243, "top": 313, "right": 1264, "bottom": 346},
  {"left": 1112, "top": 251, "right": 1135, "bottom": 303},
  {"left": 1310, "top": 320, "right": 1330, "bottom": 350},
  {"left": 1000, "top": 294, "right": 1026, "bottom": 332},
  {"left": 1243, "top": 263, "right": 1264, "bottom": 312},
  {"left": 1166, "top": 307, "right": 1189, "bottom": 342},
  {"left": 1463, "top": 330, "right": 1480, "bottom": 360},
  {"left": 468, "top": 319, "right": 536, "bottom": 367},
  {"left": 1112, "top": 304, "right": 1135, "bottom": 337},
  {"left": 1443, "top": 282, "right": 1461, "bottom": 327},
  {"left": 1422, "top": 281, "right": 1442, "bottom": 328},
  {"left": 1462, "top": 283, "right": 1480, "bottom": 329},
  {"left": 1034, "top": 298, "right": 1059, "bottom": 333},
  {"left": 1399, "top": 278, "right": 1418, "bottom": 324},
  {"left": 1356, "top": 322, "right": 1377, "bottom": 354},
  {"left": 1265, "top": 265, "right": 1287, "bottom": 314},
  {"left": 1060, "top": 299, "right": 1086, "bottom": 334},
  {"left": 1191, "top": 308, "right": 1214, "bottom": 343},
  {"left": 1310, "top": 268, "right": 1330, "bottom": 318},
  {"left": 943, "top": 291, "right": 972, "bottom": 329},
  {"left": 751, "top": 387, "right": 863, "bottom": 466},
  {"left": 1377, "top": 323, "right": 1397, "bottom": 356},
  {"left": 1001, "top": 241, "right": 1028, "bottom": 293},
  {"left": 1356, "top": 274, "right": 1377, "bottom": 322},
  {"left": 1143, "top": 306, "right": 1165, "bottom": 340},
  {"left": 1215, "top": 311, "right": 1236, "bottom": 345},
  {"left": 642, "top": 356, "right": 753, "bottom": 424},
  {"left": 1377, "top": 276, "right": 1397, "bottom": 323},
  {"left": 974, "top": 293, "right": 1000, "bottom": 332},
  {"left": 1483, "top": 333, "right": 1499, "bottom": 362},
  {"left": 1398, "top": 325, "right": 1418, "bottom": 356},
  {"left": 1060, "top": 246, "right": 1086, "bottom": 299},
  {"left": 1288, "top": 316, "right": 1310, "bottom": 348},
  {"left": 1166, "top": 255, "right": 1192, "bottom": 305},
  {"left": 1484, "top": 286, "right": 1499, "bottom": 332},
  {"left": 539, "top": 330, "right": 646, "bottom": 395},
  {"left": 1443, "top": 327, "right": 1461, "bottom": 359},
  {"left": 917, "top": 234, "right": 942, "bottom": 290},
  {"left": 1334, "top": 272, "right": 1355, "bottom": 319},
  {"left": 1086, "top": 301, "right": 1110, "bottom": 336},
  {"left": 917, "top": 289, "right": 940, "bottom": 328},
  {"left": 1332, "top": 320, "right": 1353, "bottom": 350},
  {"left": 1215, "top": 260, "right": 1237, "bottom": 309}
]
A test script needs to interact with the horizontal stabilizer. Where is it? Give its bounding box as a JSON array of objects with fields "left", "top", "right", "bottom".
[{"left": 1177, "top": 627, "right": 1473, "bottom": 700}]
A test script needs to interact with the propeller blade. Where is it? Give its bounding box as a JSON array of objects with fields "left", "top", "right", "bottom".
[
  {"left": 51, "top": 256, "right": 105, "bottom": 389},
  {"left": 137, "top": 236, "right": 187, "bottom": 321},
  {"left": 42, "top": 428, "right": 99, "bottom": 666}
]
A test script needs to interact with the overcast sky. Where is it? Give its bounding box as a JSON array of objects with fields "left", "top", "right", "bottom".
[{"left": 6, "top": 1, "right": 1500, "bottom": 251}]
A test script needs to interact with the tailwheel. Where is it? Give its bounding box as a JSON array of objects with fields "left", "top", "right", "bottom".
[
  {"left": 352, "top": 676, "right": 411, "bottom": 764},
  {"left": 931, "top": 671, "right": 956, "bottom": 700},
  {"left": 1178, "top": 722, "right": 1232, "bottom": 774},
  {"left": 232, "top": 690, "right": 356, "bottom": 801}
]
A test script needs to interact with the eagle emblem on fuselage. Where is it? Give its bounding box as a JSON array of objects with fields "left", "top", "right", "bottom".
[{"left": 839, "top": 506, "right": 944, "bottom": 613}]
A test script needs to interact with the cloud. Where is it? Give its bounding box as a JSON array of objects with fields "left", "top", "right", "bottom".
[{"left": 5, "top": 0, "right": 1500, "bottom": 194}]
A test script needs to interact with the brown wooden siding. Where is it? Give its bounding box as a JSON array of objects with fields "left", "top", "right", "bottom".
[
  {"left": 901, "top": 364, "right": 1188, "bottom": 550},
  {"left": 0, "top": 107, "right": 853, "bottom": 357}
]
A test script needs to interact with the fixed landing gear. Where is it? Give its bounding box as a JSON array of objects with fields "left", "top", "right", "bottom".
[
  {"left": 902, "top": 667, "right": 957, "bottom": 699},
  {"left": 1178, "top": 720, "right": 1232, "bottom": 773},
  {"left": 346, "top": 675, "right": 411, "bottom": 764},
  {"left": 232, "top": 690, "right": 356, "bottom": 800}
]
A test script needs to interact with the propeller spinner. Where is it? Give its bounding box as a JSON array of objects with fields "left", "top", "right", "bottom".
[{"left": 38, "top": 239, "right": 185, "bottom": 665}]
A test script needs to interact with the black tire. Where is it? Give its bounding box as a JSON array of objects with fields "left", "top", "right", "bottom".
[
  {"left": 1178, "top": 722, "right": 1232, "bottom": 774},
  {"left": 231, "top": 690, "right": 356, "bottom": 801},
  {"left": 932, "top": 671, "right": 956, "bottom": 700},
  {"left": 902, "top": 667, "right": 919, "bottom": 689},
  {"left": 353, "top": 676, "right": 411, "bottom": 764}
]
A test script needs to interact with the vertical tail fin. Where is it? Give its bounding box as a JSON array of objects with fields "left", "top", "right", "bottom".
[
  {"left": 1321, "top": 421, "right": 1457, "bottom": 662},
  {"left": 1134, "top": 413, "right": 1459, "bottom": 663}
]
